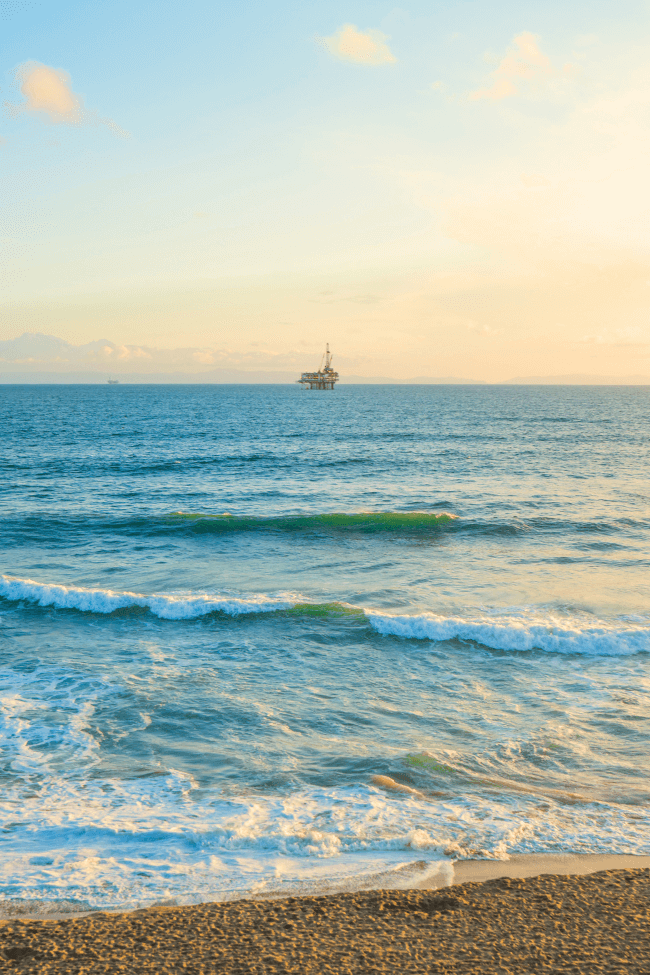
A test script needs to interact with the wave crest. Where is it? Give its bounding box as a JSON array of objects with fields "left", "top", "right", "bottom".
[
  {"left": 366, "top": 610, "right": 650, "bottom": 656},
  {"left": 166, "top": 511, "right": 457, "bottom": 533},
  {"left": 0, "top": 576, "right": 293, "bottom": 619},
  {"left": 2, "top": 575, "right": 648, "bottom": 655}
]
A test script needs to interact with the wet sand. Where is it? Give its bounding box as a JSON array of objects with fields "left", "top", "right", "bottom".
[
  {"left": 1, "top": 863, "right": 649, "bottom": 974},
  {"left": 451, "top": 851, "right": 650, "bottom": 885}
]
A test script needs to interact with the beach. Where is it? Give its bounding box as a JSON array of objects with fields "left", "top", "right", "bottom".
[
  {"left": 1, "top": 864, "right": 649, "bottom": 973},
  {"left": 4, "top": 0, "right": 650, "bottom": 955}
]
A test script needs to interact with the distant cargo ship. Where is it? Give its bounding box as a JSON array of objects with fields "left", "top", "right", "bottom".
[
  {"left": 107, "top": 377, "right": 119, "bottom": 384},
  {"left": 298, "top": 344, "right": 339, "bottom": 390}
]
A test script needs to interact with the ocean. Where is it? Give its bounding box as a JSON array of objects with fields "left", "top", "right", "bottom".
[{"left": 1, "top": 383, "right": 649, "bottom": 913}]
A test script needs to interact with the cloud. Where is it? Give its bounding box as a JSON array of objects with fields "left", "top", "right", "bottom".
[
  {"left": 322, "top": 24, "right": 396, "bottom": 65},
  {"left": 0, "top": 332, "right": 324, "bottom": 375},
  {"left": 4, "top": 61, "right": 128, "bottom": 136},
  {"left": 6, "top": 62, "right": 83, "bottom": 122},
  {"left": 433, "top": 57, "right": 650, "bottom": 268},
  {"left": 578, "top": 326, "right": 650, "bottom": 348},
  {"left": 394, "top": 55, "right": 650, "bottom": 368},
  {"left": 470, "top": 32, "right": 561, "bottom": 100}
]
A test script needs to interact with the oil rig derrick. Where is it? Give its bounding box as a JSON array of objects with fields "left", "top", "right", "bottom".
[{"left": 298, "top": 344, "right": 339, "bottom": 389}]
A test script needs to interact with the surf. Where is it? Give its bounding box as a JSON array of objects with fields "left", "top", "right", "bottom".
[
  {"left": 366, "top": 609, "right": 650, "bottom": 656},
  {"left": 0, "top": 575, "right": 294, "bottom": 619},
  {"left": 2, "top": 574, "right": 648, "bottom": 655}
]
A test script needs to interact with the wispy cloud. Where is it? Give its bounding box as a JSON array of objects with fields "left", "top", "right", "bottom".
[
  {"left": 470, "top": 32, "right": 566, "bottom": 101},
  {"left": 321, "top": 24, "right": 396, "bottom": 65},
  {"left": 578, "top": 326, "right": 650, "bottom": 348},
  {"left": 0, "top": 333, "right": 327, "bottom": 375},
  {"left": 4, "top": 61, "right": 128, "bottom": 136}
]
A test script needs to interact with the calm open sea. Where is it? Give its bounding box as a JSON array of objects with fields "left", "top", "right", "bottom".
[{"left": 1, "top": 384, "right": 649, "bottom": 912}]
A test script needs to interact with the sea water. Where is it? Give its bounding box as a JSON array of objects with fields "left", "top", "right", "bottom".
[{"left": 0, "top": 384, "right": 649, "bottom": 911}]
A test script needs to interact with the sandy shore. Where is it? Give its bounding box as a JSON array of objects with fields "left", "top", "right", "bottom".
[
  {"left": 1, "top": 861, "right": 649, "bottom": 973},
  {"left": 450, "top": 851, "right": 650, "bottom": 885}
]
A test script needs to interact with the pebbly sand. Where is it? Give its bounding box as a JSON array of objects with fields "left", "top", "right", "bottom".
[{"left": 1, "top": 863, "right": 649, "bottom": 974}]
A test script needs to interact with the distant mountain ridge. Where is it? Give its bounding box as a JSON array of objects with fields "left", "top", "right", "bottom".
[
  {"left": 0, "top": 333, "right": 486, "bottom": 383},
  {"left": 0, "top": 332, "right": 300, "bottom": 382},
  {"left": 2, "top": 333, "right": 649, "bottom": 384},
  {"left": 505, "top": 374, "right": 650, "bottom": 385}
]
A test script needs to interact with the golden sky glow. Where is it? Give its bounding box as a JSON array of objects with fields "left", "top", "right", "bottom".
[{"left": 1, "top": 1, "right": 649, "bottom": 381}]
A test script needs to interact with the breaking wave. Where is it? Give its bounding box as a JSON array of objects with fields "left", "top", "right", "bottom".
[
  {"left": 366, "top": 610, "right": 650, "bottom": 657},
  {"left": 2, "top": 575, "right": 649, "bottom": 655},
  {"left": 0, "top": 576, "right": 293, "bottom": 619}
]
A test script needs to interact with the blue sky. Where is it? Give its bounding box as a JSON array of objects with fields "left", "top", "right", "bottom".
[{"left": 2, "top": 0, "right": 649, "bottom": 379}]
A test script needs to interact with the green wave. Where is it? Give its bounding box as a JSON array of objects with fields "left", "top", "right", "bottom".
[
  {"left": 405, "top": 754, "right": 456, "bottom": 774},
  {"left": 166, "top": 511, "right": 457, "bottom": 533},
  {"left": 284, "top": 602, "right": 364, "bottom": 618}
]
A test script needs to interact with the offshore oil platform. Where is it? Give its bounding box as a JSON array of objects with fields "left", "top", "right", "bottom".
[{"left": 298, "top": 344, "right": 339, "bottom": 390}]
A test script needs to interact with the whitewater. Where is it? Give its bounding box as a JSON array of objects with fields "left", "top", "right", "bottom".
[
  {"left": 1, "top": 383, "right": 649, "bottom": 912},
  {"left": 2, "top": 574, "right": 649, "bottom": 656}
]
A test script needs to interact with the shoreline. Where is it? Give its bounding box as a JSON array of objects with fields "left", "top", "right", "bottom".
[
  {"left": 1, "top": 863, "right": 649, "bottom": 974},
  {"left": 448, "top": 851, "right": 650, "bottom": 886},
  {"left": 3, "top": 852, "right": 650, "bottom": 921}
]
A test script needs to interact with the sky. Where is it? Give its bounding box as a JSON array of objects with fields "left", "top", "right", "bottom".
[{"left": 1, "top": 0, "right": 650, "bottom": 381}]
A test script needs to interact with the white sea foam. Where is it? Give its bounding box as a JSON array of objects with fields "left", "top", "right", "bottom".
[
  {"left": 0, "top": 575, "right": 294, "bottom": 619},
  {"left": 366, "top": 610, "right": 650, "bottom": 656},
  {"left": 1, "top": 658, "right": 650, "bottom": 912},
  {"left": 1, "top": 768, "right": 649, "bottom": 911},
  {"left": 2, "top": 574, "right": 649, "bottom": 655}
]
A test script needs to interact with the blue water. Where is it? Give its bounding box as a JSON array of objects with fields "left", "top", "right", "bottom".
[{"left": 1, "top": 384, "right": 649, "bottom": 911}]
